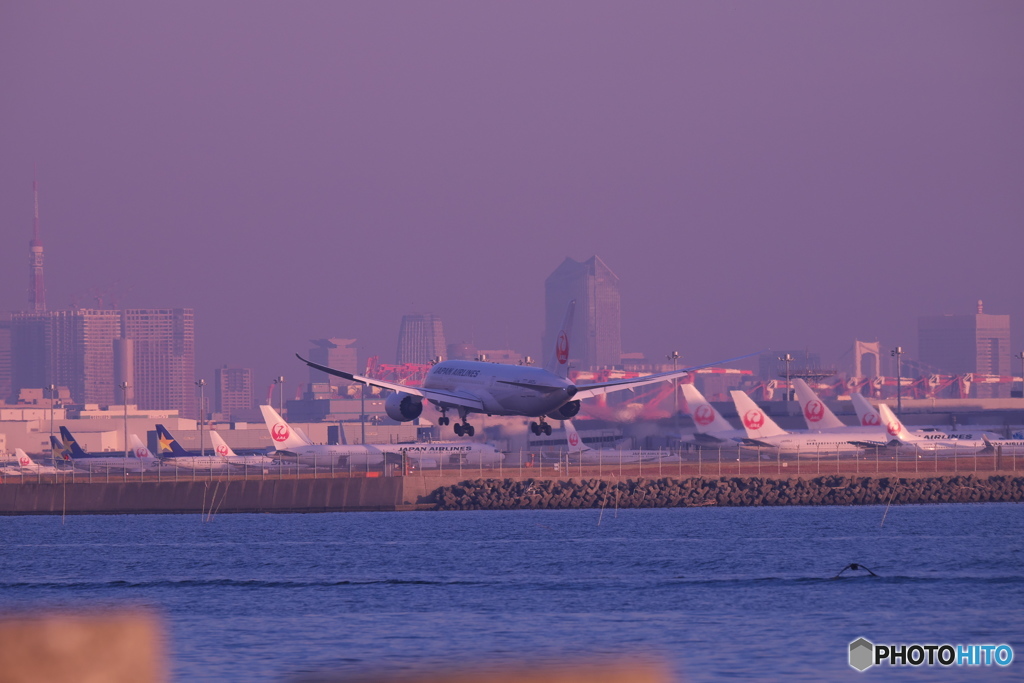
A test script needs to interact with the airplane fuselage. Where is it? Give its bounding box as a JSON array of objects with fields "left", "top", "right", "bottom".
[{"left": 423, "top": 361, "right": 576, "bottom": 417}]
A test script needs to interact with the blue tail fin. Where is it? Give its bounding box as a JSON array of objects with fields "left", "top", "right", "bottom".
[
  {"left": 155, "top": 424, "right": 192, "bottom": 457},
  {"left": 58, "top": 426, "right": 91, "bottom": 458},
  {"left": 50, "top": 435, "right": 72, "bottom": 462}
]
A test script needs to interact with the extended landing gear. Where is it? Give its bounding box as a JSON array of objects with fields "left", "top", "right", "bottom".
[
  {"left": 438, "top": 416, "right": 450, "bottom": 426},
  {"left": 453, "top": 422, "right": 475, "bottom": 437},
  {"left": 529, "top": 420, "right": 552, "bottom": 436}
]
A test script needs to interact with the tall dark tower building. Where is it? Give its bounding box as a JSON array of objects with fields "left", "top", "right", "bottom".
[
  {"left": 396, "top": 314, "right": 447, "bottom": 365},
  {"left": 29, "top": 175, "right": 46, "bottom": 313},
  {"left": 918, "top": 300, "right": 1011, "bottom": 398},
  {"left": 543, "top": 256, "right": 622, "bottom": 370}
]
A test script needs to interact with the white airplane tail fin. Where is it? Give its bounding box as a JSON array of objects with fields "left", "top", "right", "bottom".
[
  {"left": 729, "top": 391, "right": 788, "bottom": 439},
  {"left": 209, "top": 430, "right": 238, "bottom": 458},
  {"left": 850, "top": 393, "right": 882, "bottom": 427},
  {"left": 563, "top": 419, "right": 592, "bottom": 453},
  {"left": 792, "top": 379, "right": 846, "bottom": 431},
  {"left": 14, "top": 448, "right": 39, "bottom": 471},
  {"left": 260, "top": 404, "right": 310, "bottom": 450},
  {"left": 543, "top": 300, "right": 576, "bottom": 379},
  {"left": 680, "top": 384, "right": 735, "bottom": 436},
  {"left": 878, "top": 403, "right": 916, "bottom": 443},
  {"left": 129, "top": 434, "right": 156, "bottom": 460}
]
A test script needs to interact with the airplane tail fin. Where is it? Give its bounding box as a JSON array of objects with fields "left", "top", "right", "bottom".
[
  {"left": 58, "top": 426, "right": 90, "bottom": 458},
  {"left": 729, "top": 391, "right": 788, "bottom": 439},
  {"left": 14, "top": 448, "right": 37, "bottom": 470},
  {"left": 543, "top": 300, "right": 576, "bottom": 379},
  {"left": 792, "top": 379, "right": 845, "bottom": 431},
  {"left": 155, "top": 425, "right": 192, "bottom": 457},
  {"left": 129, "top": 434, "right": 156, "bottom": 459},
  {"left": 259, "top": 404, "right": 311, "bottom": 449},
  {"left": 680, "top": 384, "right": 736, "bottom": 436},
  {"left": 563, "top": 419, "right": 592, "bottom": 453},
  {"left": 209, "top": 430, "right": 238, "bottom": 458},
  {"left": 50, "top": 436, "right": 72, "bottom": 463},
  {"left": 877, "top": 403, "right": 915, "bottom": 443},
  {"left": 850, "top": 393, "right": 881, "bottom": 427}
]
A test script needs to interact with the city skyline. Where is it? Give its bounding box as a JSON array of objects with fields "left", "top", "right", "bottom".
[{"left": 1, "top": 2, "right": 1021, "bottom": 396}]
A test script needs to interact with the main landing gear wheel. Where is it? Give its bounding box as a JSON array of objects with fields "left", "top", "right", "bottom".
[
  {"left": 453, "top": 423, "right": 463, "bottom": 436},
  {"left": 453, "top": 423, "right": 475, "bottom": 437},
  {"left": 530, "top": 421, "right": 552, "bottom": 436},
  {"left": 438, "top": 416, "right": 450, "bottom": 426}
]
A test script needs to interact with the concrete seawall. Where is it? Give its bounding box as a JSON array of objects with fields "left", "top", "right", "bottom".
[{"left": 0, "top": 476, "right": 404, "bottom": 515}]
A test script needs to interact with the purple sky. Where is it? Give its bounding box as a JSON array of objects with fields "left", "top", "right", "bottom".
[{"left": 2, "top": 1, "right": 1022, "bottom": 395}]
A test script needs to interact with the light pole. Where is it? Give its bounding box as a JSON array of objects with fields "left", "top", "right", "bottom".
[
  {"left": 47, "top": 384, "right": 56, "bottom": 442},
  {"left": 196, "top": 379, "right": 206, "bottom": 457},
  {"left": 273, "top": 375, "right": 285, "bottom": 417},
  {"left": 891, "top": 346, "right": 903, "bottom": 416},
  {"left": 1016, "top": 351, "right": 1024, "bottom": 398},
  {"left": 667, "top": 351, "right": 680, "bottom": 416},
  {"left": 120, "top": 381, "right": 130, "bottom": 459},
  {"left": 779, "top": 354, "right": 794, "bottom": 401}
]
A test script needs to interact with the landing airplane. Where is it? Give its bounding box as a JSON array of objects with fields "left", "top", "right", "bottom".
[
  {"left": 297, "top": 301, "right": 754, "bottom": 437},
  {"left": 56, "top": 427, "right": 156, "bottom": 472},
  {"left": 260, "top": 404, "right": 503, "bottom": 468},
  {"left": 679, "top": 383, "right": 745, "bottom": 445},
  {"left": 729, "top": 391, "right": 872, "bottom": 456},
  {"left": 562, "top": 419, "right": 667, "bottom": 464}
]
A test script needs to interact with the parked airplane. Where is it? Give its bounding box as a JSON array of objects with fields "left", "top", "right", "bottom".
[
  {"left": 155, "top": 425, "right": 232, "bottom": 470},
  {"left": 679, "top": 383, "right": 745, "bottom": 445},
  {"left": 562, "top": 419, "right": 667, "bottom": 464},
  {"left": 728, "top": 391, "right": 870, "bottom": 456},
  {"left": 259, "top": 405, "right": 503, "bottom": 468},
  {"left": 57, "top": 427, "right": 156, "bottom": 472},
  {"left": 876, "top": 403, "right": 1024, "bottom": 455},
  {"left": 0, "top": 448, "right": 64, "bottom": 475},
  {"left": 208, "top": 430, "right": 280, "bottom": 469},
  {"left": 297, "top": 301, "right": 753, "bottom": 437},
  {"left": 850, "top": 392, "right": 1001, "bottom": 441}
]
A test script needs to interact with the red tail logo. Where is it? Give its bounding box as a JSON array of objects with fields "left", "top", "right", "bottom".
[
  {"left": 887, "top": 421, "right": 902, "bottom": 437},
  {"left": 134, "top": 447, "right": 147, "bottom": 458},
  {"left": 568, "top": 432, "right": 579, "bottom": 446},
  {"left": 743, "top": 410, "right": 765, "bottom": 430},
  {"left": 694, "top": 404, "right": 715, "bottom": 427},
  {"left": 862, "top": 414, "right": 880, "bottom": 426},
  {"left": 556, "top": 331, "right": 569, "bottom": 365},
  {"left": 271, "top": 423, "right": 290, "bottom": 442},
  {"left": 216, "top": 444, "right": 229, "bottom": 456},
  {"left": 18, "top": 455, "right": 30, "bottom": 466},
  {"left": 804, "top": 400, "right": 825, "bottom": 422}
]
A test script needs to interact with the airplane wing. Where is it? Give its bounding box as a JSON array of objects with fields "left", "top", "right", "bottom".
[
  {"left": 296, "top": 355, "right": 485, "bottom": 411},
  {"left": 573, "top": 352, "right": 759, "bottom": 401}
]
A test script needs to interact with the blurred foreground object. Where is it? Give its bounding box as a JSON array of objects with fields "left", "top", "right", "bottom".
[
  {"left": 0, "top": 610, "right": 164, "bottom": 683},
  {"left": 299, "top": 659, "right": 669, "bottom": 683}
]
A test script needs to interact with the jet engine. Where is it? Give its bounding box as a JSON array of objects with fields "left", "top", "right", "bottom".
[
  {"left": 385, "top": 393, "right": 423, "bottom": 422},
  {"left": 546, "top": 400, "right": 581, "bottom": 420}
]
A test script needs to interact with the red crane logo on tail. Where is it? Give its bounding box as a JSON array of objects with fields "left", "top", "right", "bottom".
[
  {"left": 271, "top": 423, "right": 290, "bottom": 442},
  {"left": 743, "top": 410, "right": 765, "bottom": 430},
  {"left": 804, "top": 400, "right": 825, "bottom": 423},
  {"left": 135, "top": 447, "right": 147, "bottom": 458},
  {"left": 216, "top": 445, "right": 229, "bottom": 456},
  {"left": 694, "top": 404, "right": 715, "bottom": 427},
  {"left": 18, "top": 455, "right": 30, "bottom": 466},
  {"left": 862, "top": 414, "right": 880, "bottom": 426},
  {"left": 569, "top": 432, "right": 579, "bottom": 447},
  {"left": 556, "top": 332, "right": 569, "bottom": 365},
  {"left": 887, "top": 421, "right": 902, "bottom": 437}
]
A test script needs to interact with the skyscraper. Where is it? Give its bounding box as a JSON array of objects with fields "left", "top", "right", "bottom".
[
  {"left": 308, "top": 338, "right": 358, "bottom": 388},
  {"left": 396, "top": 314, "right": 447, "bottom": 365},
  {"left": 28, "top": 174, "right": 46, "bottom": 314},
  {"left": 918, "top": 301, "right": 1011, "bottom": 397},
  {"left": 215, "top": 366, "right": 254, "bottom": 420},
  {"left": 122, "top": 308, "right": 196, "bottom": 416},
  {"left": 543, "top": 256, "right": 622, "bottom": 370},
  {"left": 49, "top": 309, "right": 123, "bottom": 406}
]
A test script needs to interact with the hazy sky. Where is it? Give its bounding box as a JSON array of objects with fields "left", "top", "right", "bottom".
[{"left": 2, "top": 1, "right": 1022, "bottom": 396}]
